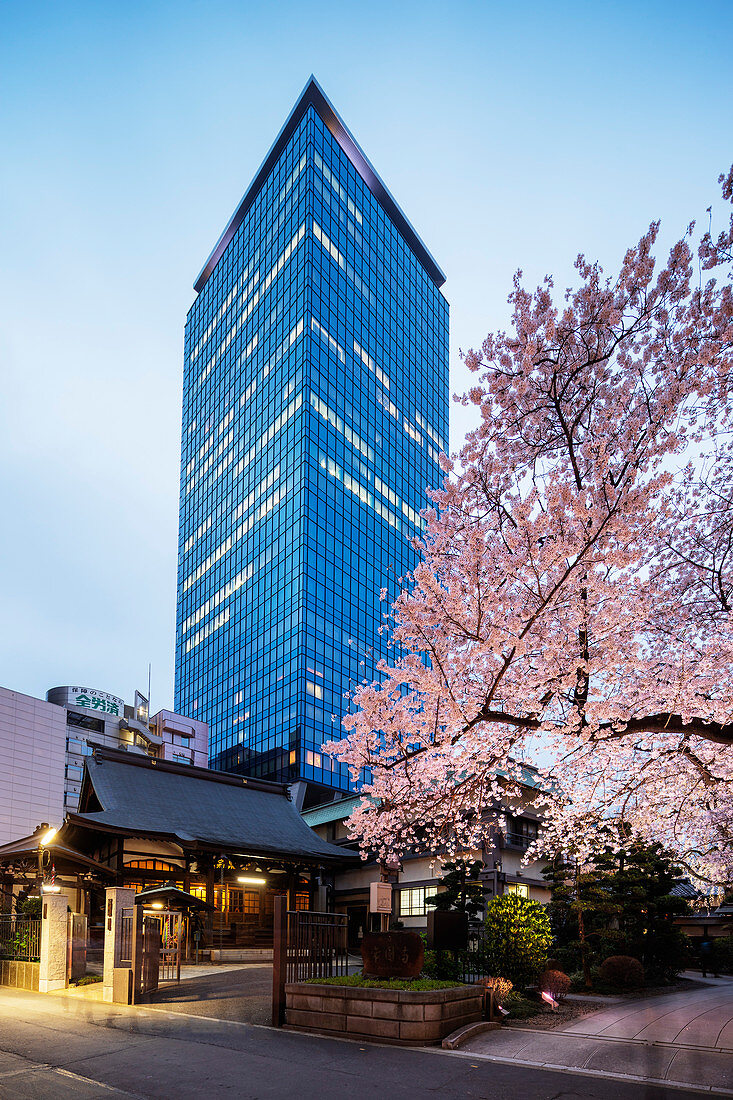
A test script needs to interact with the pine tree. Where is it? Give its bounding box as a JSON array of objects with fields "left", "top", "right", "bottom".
[{"left": 426, "top": 859, "right": 487, "bottom": 919}]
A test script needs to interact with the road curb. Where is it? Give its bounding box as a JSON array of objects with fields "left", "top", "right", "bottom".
[{"left": 442, "top": 1021, "right": 501, "bottom": 1049}]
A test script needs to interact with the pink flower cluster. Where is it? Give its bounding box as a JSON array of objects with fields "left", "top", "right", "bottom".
[{"left": 326, "top": 166, "right": 733, "bottom": 885}]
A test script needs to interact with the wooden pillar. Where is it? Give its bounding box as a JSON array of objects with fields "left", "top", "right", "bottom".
[
  {"left": 205, "top": 861, "right": 215, "bottom": 944},
  {"left": 286, "top": 867, "right": 297, "bottom": 910},
  {"left": 115, "top": 839, "right": 124, "bottom": 885},
  {"left": 271, "top": 895, "right": 287, "bottom": 1027}
]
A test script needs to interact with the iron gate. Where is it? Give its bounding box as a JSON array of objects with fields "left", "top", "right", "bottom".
[
  {"left": 272, "top": 899, "right": 348, "bottom": 1026},
  {"left": 286, "top": 909, "right": 349, "bottom": 983},
  {"left": 158, "top": 910, "right": 183, "bottom": 983}
]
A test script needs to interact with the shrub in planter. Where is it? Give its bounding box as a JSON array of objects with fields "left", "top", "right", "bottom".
[
  {"left": 598, "top": 955, "right": 644, "bottom": 989},
  {"left": 421, "top": 947, "right": 462, "bottom": 981},
  {"left": 483, "top": 894, "right": 553, "bottom": 989},
  {"left": 538, "top": 968, "right": 571, "bottom": 1001},
  {"left": 481, "top": 976, "right": 513, "bottom": 1001}
]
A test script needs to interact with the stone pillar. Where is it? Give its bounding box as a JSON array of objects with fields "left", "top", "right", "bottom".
[
  {"left": 103, "top": 886, "right": 134, "bottom": 1003},
  {"left": 39, "top": 893, "right": 68, "bottom": 993}
]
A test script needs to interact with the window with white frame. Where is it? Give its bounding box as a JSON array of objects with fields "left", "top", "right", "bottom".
[
  {"left": 505, "top": 882, "right": 529, "bottom": 898},
  {"left": 398, "top": 885, "right": 437, "bottom": 917}
]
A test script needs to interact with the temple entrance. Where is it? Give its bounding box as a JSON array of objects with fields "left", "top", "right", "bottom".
[
  {"left": 209, "top": 883, "right": 311, "bottom": 950},
  {"left": 133, "top": 884, "right": 210, "bottom": 978}
]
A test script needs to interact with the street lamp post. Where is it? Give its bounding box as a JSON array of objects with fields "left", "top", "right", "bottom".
[{"left": 33, "top": 824, "right": 58, "bottom": 897}]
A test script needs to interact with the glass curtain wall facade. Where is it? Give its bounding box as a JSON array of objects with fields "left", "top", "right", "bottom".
[{"left": 175, "top": 79, "right": 448, "bottom": 799}]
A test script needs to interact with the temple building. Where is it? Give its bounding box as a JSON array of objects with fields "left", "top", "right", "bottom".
[{"left": 0, "top": 746, "right": 354, "bottom": 956}]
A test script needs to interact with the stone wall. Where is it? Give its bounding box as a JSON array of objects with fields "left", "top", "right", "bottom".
[
  {"left": 0, "top": 960, "right": 39, "bottom": 990},
  {"left": 285, "top": 982, "right": 483, "bottom": 1045}
]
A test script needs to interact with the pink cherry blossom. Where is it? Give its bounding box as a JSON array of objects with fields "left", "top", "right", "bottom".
[{"left": 326, "top": 166, "right": 733, "bottom": 885}]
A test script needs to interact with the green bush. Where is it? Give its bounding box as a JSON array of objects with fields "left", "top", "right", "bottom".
[
  {"left": 503, "top": 990, "right": 542, "bottom": 1018},
  {"left": 420, "top": 945, "right": 462, "bottom": 981},
  {"left": 480, "top": 976, "right": 513, "bottom": 1001},
  {"left": 75, "top": 974, "right": 103, "bottom": 986},
  {"left": 483, "top": 895, "right": 553, "bottom": 990},
  {"left": 538, "top": 968, "right": 571, "bottom": 1001},
  {"left": 305, "top": 975, "right": 459, "bottom": 991},
  {"left": 568, "top": 969, "right": 586, "bottom": 992},
  {"left": 16, "top": 896, "right": 41, "bottom": 919},
  {"left": 598, "top": 955, "right": 644, "bottom": 989},
  {"left": 551, "top": 943, "right": 586, "bottom": 974},
  {"left": 708, "top": 937, "right": 733, "bottom": 975}
]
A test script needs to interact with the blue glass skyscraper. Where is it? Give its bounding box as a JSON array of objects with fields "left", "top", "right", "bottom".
[{"left": 174, "top": 78, "right": 448, "bottom": 805}]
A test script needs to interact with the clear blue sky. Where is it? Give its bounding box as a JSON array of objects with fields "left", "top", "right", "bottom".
[{"left": 1, "top": 0, "right": 731, "bottom": 710}]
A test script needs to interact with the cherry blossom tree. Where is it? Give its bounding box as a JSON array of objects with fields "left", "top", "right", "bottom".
[{"left": 329, "top": 168, "right": 733, "bottom": 883}]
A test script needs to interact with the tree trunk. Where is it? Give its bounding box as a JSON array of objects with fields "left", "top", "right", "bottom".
[{"left": 578, "top": 906, "right": 592, "bottom": 989}]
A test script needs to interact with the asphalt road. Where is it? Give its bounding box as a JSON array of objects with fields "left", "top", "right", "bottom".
[{"left": 0, "top": 987, "right": 712, "bottom": 1100}]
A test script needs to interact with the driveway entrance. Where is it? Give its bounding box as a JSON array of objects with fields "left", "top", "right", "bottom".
[
  {"left": 462, "top": 974, "right": 733, "bottom": 1094},
  {"left": 147, "top": 962, "right": 273, "bottom": 1025}
]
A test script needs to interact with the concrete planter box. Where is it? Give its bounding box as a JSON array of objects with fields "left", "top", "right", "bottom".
[
  {"left": 0, "top": 959, "right": 40, "bottom": 990},
  {"left": 285, "top": 982, "right": 483, "bottom": 1045}
]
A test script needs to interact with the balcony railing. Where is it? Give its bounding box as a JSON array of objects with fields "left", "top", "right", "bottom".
[{"left": 504, "top": 831, "right": 536, "bottom": 850}]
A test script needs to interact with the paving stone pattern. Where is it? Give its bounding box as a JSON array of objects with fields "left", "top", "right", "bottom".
[{"left": 464, "top": 975, "right": 733, "bottom": 1093}]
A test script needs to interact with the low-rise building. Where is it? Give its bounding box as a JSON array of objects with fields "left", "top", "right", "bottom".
[
  {"left": 0, "top": 746, "right": 354, "bottom": 954},
  {"left": 0, "top": 688, "right": 67, "bottom": 849},
  {"left": 302, "top": 766, "right": 551, "bottom": 951},
  {"left": 0, "top": 683, "right": 209, "bottom": 845}
]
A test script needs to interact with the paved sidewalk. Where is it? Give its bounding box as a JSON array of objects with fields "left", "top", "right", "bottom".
[
  {"left": 463, "top": 975, "right": 733, "bottom": 1094},
  {"left": 561, "top": 974, "right": 733, "bottom": 1048}
]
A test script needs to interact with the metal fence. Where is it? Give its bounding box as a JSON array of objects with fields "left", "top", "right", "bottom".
[
  {"left": 286, "top": 910, "right": 349, "bottom": 983},
  {"left": 0, "top": 917, "right": 41, "bottom": 962},
  {"left": 120, "top": 908, "right": 133, "bottom": 965},
  {"left": 460, "top": 928, "right": 491, "bottom": 983}
]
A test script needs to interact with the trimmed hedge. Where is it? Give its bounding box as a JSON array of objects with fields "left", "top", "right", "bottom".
[{"left": 598, "top": 955, "right": 644, "bottom": 989}]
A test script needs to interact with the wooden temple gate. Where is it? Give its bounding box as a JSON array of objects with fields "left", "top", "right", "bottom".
[{"left": 130, "top": 906, "right": 161, "bottom": 1002}]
